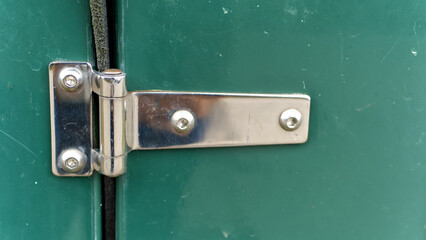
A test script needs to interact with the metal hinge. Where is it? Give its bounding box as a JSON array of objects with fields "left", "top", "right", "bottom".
[{"left": 49, "top": 62, "right": 311, "bottom": 177}]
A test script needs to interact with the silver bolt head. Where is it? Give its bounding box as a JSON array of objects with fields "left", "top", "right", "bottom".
[
  {"left": 171, "top": 110, "right": 195, "bottom": 134},
  {"left": 279, "top": 109, "right": 302, "bottom": 131},
  {"left": 59, "top": 149, "right": 87, "bottom": 173},
  {"left": 59, "top": 68, "right": 82, "bottom": 91},
  {"left": 65, "top": 157, "right": 79, "bottom": 169},
  {"left": 63, "top": 75, "right": 78, "bottom": 88}
]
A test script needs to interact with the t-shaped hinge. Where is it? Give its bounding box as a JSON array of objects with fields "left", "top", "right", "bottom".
[{"left": 49, "top": 62, "right": 311, "bottom": 177}]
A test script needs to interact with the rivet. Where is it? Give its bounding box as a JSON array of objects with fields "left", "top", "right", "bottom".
[
  {"left": 171, "top": 110, "right": 195, "bottom": 134},
  {"left": 279, "top": 109, "right": 302, "bottom": 131}
]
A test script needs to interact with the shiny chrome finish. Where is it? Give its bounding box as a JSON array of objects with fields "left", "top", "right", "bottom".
[
  {"left": 96, "top": 70, "right": 127, "bottom": 97},
  {"left": 49, "top": 62, "right": 311, "bottom": 177},
  {"left": 279, "top": 109, "right": 302, "bottom": 131},
  {"left": 171, "top": 110, "right": 195, "bottom": 134},
  {"left": 59, "top": 148, "right": 87, "bottom": 173},
  {"left": 50, "top": 62, "right": 129, "bottom": 176},
  {"left": 127, "top": 91, "right": 310, "bottom": 150},
  {"left": 96, "top": 67, "right": 128, "bottom": 176},
  {"left": 98, "top": 96, "right": 127, "bottom": 177},
  {"left": 49, "top": 62, "right": 94, "bottom": 176}
]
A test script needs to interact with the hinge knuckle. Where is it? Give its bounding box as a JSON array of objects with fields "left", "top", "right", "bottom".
[
  {"left": 97, "top": 70, "right": 127, "bottom": 97},
  {"left": 99, "top": 95, "right": 128, "bottom": 177}
]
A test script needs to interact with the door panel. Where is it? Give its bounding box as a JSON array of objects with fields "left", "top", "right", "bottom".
[
  {"left": 116, "top": 0, "right": 426, "bottom": 239},
  {"left": 0, "top": 1, "right": 100, "bottom": 239}
]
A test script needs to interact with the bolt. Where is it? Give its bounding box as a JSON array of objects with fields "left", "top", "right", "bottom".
[
  {"left": 176, "top": 118, "right": 189, "bottom": 130},
  {"left": 59, "top": 68, "right": 82, "bottom": 91},
  {"left": 279, "top": 109, "right": 302, "bottom": 131},
  {"left": 171, "top": 110, "right": 195, "bottom": 134},
  {"left": 65, "top": 157, "right": 79, "bottom": 170},
  {"left": 59, "top": 148, "right": 87, "bottom": 173},
  {"left": 63, "top": 75, "right": 78, "bottom": 89}
]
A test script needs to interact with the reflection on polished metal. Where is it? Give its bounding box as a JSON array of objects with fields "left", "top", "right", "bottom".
[
  {"left": 59, "top": 148, "right": 87, "bottom": 173},
  {"left": 97, "top": 66, "right": 128, "bottom": 176},
  {"left": 171, "top": 110, "right": 195, "bottom": 134},
  {"left": 50, "top": 62, "right": 94, "bottom": 176},
  {"left": 49, "top": 62, "right": 311, "bottom": 177},
  {"left": 130, "top": 91, "right": 310, "bottom": 149},
  {"left": 279, "top": 109, "right": 302, "bottom": 131}
]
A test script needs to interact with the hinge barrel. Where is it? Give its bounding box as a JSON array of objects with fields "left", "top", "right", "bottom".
[
  {"left": 96, "top": 69, "right": 128, "bottom": 177},
  {"left": 98, "top": 96, "right": 127, "bottom": 176}
]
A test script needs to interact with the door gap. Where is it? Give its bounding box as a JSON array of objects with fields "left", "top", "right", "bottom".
[{"left": 89, "top": 0, "right": 117, "bottom": 239}]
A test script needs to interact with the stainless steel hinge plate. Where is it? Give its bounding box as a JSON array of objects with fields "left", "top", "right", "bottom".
[
  {"left": 49, "top": 62, "right": 94, "bottom": 176},
  {"left": 49, "top": 62, "right": 311, "bottom": 177}
]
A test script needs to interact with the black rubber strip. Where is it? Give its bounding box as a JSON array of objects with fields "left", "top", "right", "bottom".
[
  {"left": 89, "top": 0, "right": 116, "bottom": 240},
  {"left": 90, "top": 0, "right": 110, "bottom": 71}
]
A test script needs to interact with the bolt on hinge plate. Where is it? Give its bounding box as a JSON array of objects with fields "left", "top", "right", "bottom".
[{"left": 49, "top": 62, "right": 311, "bottom": 177}]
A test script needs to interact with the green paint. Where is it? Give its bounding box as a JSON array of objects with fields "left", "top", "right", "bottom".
[
  {"left": 0, "top": 0, "right": 100, "bottom": 239},
  {"left": 116, "top": 0, "right": 426, "bottom": 239}
]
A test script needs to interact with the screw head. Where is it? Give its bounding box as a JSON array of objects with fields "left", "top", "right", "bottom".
[
  {"left": 171, "top": 110, "right": 195, "bottom": 134},
  {"left": 279, "top": 109, "right": 302, "bottom": 131},
  {"left": 65, "top": 157, "right": 79, "bottom": 170},
  {"left": 63, "top": 75, "right": 78, "bottom": 88},
  {"left": 59, "top": 68, "right": 82, "bottom": 91},
  {"left": 59, "top": 149, "right": 87, "bottom": 173}
]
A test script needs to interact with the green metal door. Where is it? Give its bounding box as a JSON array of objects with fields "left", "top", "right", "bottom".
[
  {"left": 0, "top": 1, "right": 101, "bottom": 239},
  {"left": 2, "top": 0, "right": 426, "bottom": 239},
  {"left": 115, "top": 0, "right": 426, "bottom": 239}
]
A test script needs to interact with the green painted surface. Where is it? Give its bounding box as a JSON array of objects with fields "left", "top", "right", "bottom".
[
  {"left": 0, "top": 0, "right": 101, "bottom": 239},
  {"left": 117, "top": 0, "right": 426, "bottom": 239}
]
